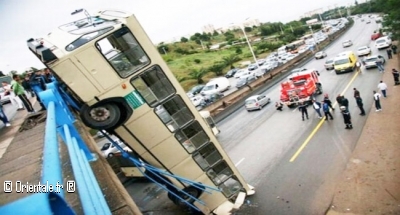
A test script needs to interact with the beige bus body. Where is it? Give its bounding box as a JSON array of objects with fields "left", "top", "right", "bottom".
[{"left": 28, "top": 9, "right": 254, "bottom": 214}]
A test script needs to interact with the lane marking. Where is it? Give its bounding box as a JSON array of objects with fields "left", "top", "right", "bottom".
[
  {"left": 235, "top": 157, "right": 245, "bottom": 166},
  {"left": 289, "top": 70, "right": 361, "bottom": 162}
]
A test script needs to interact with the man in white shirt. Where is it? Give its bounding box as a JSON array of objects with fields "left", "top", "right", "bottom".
[
  {"left": 377, "top": 81, "right": 388, "bottom": 97},
  {"left": 373, "top": 90, "right": 382, "bottom": 111}
]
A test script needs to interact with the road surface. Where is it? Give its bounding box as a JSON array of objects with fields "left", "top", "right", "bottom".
[{"left": 217, "top": 18, "right": 386, "bottom": 214}]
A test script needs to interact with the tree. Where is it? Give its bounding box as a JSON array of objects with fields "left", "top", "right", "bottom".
[
  {"left": 0, "top": 71, "right": 5, "bottom": 77},
  {"left": 236, "top": 48, "right": 242, "bottom": 54},
  {"left": 244, "top": 27, "right": 252, "bottom": 32},
  {"left": 355, "top": 0, "right": 358, "bottom": 5},
  {"left": 188, "top": 68, "right": 207, "bottom": 84},
  {"left": 180, "top": 37, "right": 189, "bottom": 43},
  {"left": 222, "top": 54, "right": 240, "bottom": 69},
  {"left": 213, "top": 31, "right": 219, "bottom": 36},
  {"left": 208, "top": 63, "right": 225, "bottom": 76},
  {"left": 224, "top": 31, "right": 235, "bottom": 41}
]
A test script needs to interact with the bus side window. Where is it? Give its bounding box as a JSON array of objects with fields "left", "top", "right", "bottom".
[
  {"left": 192, "top": 143, "right": 222, "bottom": 170},
  {"left": 206, "top": 162, "right": 242, "bottom": 197},
  {"left": 131, "top": 65, "right": 175, "bottom": 107},
  {"left": 97, "top": 27, "right": 150, "bottom": 78},
  {"left": 175, "top": 121, "right": 209, "bottom": 153},
  {"left": 155, "top": 95, "right": 194, "bottom": 132}
]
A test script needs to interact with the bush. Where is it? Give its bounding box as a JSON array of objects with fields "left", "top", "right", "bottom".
[{"left": 194, "top": 59, "right": 201, "bottom": 64}]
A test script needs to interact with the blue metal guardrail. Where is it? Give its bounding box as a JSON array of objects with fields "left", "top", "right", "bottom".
[
  {"left": 0, "top": 77, "right": 222, "bottom": 214},
  {"left": 0, "top": 80, "right": 110, "bottom": 215}
]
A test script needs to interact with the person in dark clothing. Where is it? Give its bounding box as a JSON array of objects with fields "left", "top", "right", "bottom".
[
  {"left": 391, "top": 44, "right": 397, "bottom": 55},
  {"left": 43, "top": 68, "right": 54, "bottom": 83},
  {"left": 340, "top": 106, "right": 353, "bottom": 129},
  {"left": 21, "top": 75, "right": 35, "bottom": 97},
  {"left": 275, "top": 102, "right": 283, "bottom": 111},
  {"left": 322, "top": 100, "right": 334, "bottom": 121},
  {"left": 392, "top": 68, "right": 400, "bottom": 85},
  {"left": 29, "top": 70, "right": 47, "bottom": 111},
  {"left": 336, "top": 94, "right": 343, "bottom": 106},
  {"left": 387, "top": 49, "right": 393, "bottom": 59},
  {"left": 355, "top": 95, "right": 366, "bottom": 116},
  {"left": 298, "top": 102, "right": 309, "bottom": 121},
  {"left": 341, "top": 96, "right": 349, "bottom": 111},
  {"left": 323, "top": 94, "right": 335, "bottom": 111},
  {"left": 353, "top": 88, "right": 360, "bottom": 99}
]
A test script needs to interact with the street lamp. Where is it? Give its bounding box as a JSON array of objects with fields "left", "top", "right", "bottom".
[{"left": 231, "top": 18, "right": 258, "bottom": 64}]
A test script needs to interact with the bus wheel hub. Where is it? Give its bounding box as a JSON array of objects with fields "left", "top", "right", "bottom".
[{"left": 90, "top": 107, "right": 110, "bottom": 122}]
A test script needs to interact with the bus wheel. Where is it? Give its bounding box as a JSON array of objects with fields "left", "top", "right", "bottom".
[
  {"left": 173, "top": 186, "right": 202, "bottom": 207},
  {"left": 80, "top": 103, "right": 121, "bottom": 130}
]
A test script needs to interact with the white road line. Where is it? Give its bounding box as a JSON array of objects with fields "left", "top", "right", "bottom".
[{"left": 235, "top": 157, "right": 245, "bottom": 167}]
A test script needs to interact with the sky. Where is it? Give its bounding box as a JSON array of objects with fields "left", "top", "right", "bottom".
[{"left": 0, "top": 0, "right": 357, "bottom": 74}]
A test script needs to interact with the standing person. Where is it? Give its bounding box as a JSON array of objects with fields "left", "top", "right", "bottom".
[
  {"left": 11, "top": 75, "right": 35, "bottom": 113},
  {"left": 355, "top": 61, "right": 362, "bottom": 73},
  {"left": 353, "top": 88, "right": 360, "bottom": 99},
  {"left": 336, "top": 94, "right": 343, "bottom": 106},
  {"left": 375, "top": 57, "right": 385, "bottom": 73},
  {"left": 341, "top": 95, "right": 349, "bottom": 111},
  {"left": 377, "top": 81, "right": 388, "bottom": 97},
  {"left": 323, "top": 94, "right": 335, "bottom": 111},
  {"left": 340, "top": 106, "right": 353, "bottom": 129},
  {"left": 312, "top": 99, "right": 323, "bottom": 119},
  {"left": 386, "top": 49, "right": 393, "bottom": 59},
  {"left": 1, "top": 81, "right": 24, "bottom": 110},
  {"left": 355, "top": 95, "right": 366, "bottom": 116},
  {"left": 322, "top": 100, "right": 334, "bottom": 121},
  {"left": 391, "top": 44, "right": 397, "bottom": 55},
  {"left": 275, "top": 102, "right": 283, "bottom": 111},
  {"left": 298, "top": 102, "right": 309, "bottom": 121},
  {"left": 0, "top": 102, "right": 11, "bottom": 127},
  {"left": 43, "top": 68, "right": 54, "bottom": 83},
  {"left": 391, "top": 68, "right": 399, "bottom": 85},
  {"left": 373, "top": 90, "right": 382, "bottom": 111},
  {"left": 21, "top": 75, "right": 35, "bottom": 98}
]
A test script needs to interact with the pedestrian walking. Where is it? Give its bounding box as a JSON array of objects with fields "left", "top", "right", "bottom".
[
  {"left": 387, "top": 49, "right": 393, "bottom": 59},
  {"left": 355, "top": 61, "right": 362, "bottom": 73},
  {"left": 298, "top": 102, "right": 309, "bottom": 121},
  {"left": 1, "top": 81, "right": 24, "bottom": 110},
  {"left": 275, "top": 102, "right": 283, "bottom": 111},
  {"left": 341, "top": 95, "right": 349, "bottom": 111},
  {"left": 375, "top": 57, "right": 385, "bottom": 73},
  {"left": 322, "top": 100, "right": 334, "bottom": 121},
  {"left": 323, "top": 94, "right": 335, "bottom": 111},
  {"left": 312, "top": 99, "right": 323, "bottom": 119},
  {"left": 353, "top": 88, "right": 360, "bottom": 98},
  {"left": 11, "top": 75, "right": 35, "bottom": 113},
  {"left": 377, "top": 81, "right": 388, "bottom": 97},
  {"left": 0, "top": 102, "right": 11, "bottom": 127},
  {"left": 391, "top": 44, "right": 397, "bottom": 55},
  {"left": 373, "top": 90, "right": 382, "bottom": 111},
  {"left": 355, "top": 95, "right": 366, "bottom": 116},
  {"left": 340, "top": 106, "right": 353, "bottom": 129},
  {"left": 336, "top": 94, "right": 343, "bottom": 106},
  {"left": 392, "top": 68, "right": 399, "bottom": 85}
]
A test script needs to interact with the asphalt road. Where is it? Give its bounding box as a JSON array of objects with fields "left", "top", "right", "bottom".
[{"left": 217, "top": 18, "right": 387, "bottom": 214}]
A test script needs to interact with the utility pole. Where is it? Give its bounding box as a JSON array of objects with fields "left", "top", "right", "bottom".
[
  {"left": 280, "top": 25, "right": 284, "bottom": 34},
  {"left": 290, "top": 25, "right": 294, "bottom": 33}
]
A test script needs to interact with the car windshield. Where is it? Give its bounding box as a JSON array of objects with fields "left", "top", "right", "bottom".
[
  {"left": 326, "top": 60, "right": 334, "bottom": 64},
  {"left": 245, "top": 99, "right": 256, "bottom": 105},
  {"left": 376, "top": 40, "right": 386, "bottom": 44},
  {"left": 335, "top": 59, "right": 349, "bottom": 65},
  {"left": 188, "top": 85, "right": 203, "bottom": 94},
  {"left": 202, "top": 85, "right": 215, "bottom": 91},
  {"left": 101, "top": 143, "right": 111, "bottom": 151},
  {"left": 237, "top": 78, "right": 246, "bottom": 84},
  {"left": 358, "top": 47, "right": 368, "bottom": 51},
  {"left": 365, "top": 57, "right": 378, "bottom": 62}
]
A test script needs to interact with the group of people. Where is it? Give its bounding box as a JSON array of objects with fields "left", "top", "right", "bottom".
[{"left": 0, "top": 69, "right": 54, "bottom": 127}]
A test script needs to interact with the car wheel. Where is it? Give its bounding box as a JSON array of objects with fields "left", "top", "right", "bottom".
[
  {"left": 259, "top": 105, "right": 263, "bottom": 110},
  {"left": 107, "top": 153, "right": 114, "bottom": 158}
]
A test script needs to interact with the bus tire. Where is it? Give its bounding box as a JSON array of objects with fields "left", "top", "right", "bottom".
[
  {"left": 80, "top": 103, "right": 121, "bottom": 130},
  {"left": 174, "top": 186, "right": 203, "bottom": 207}
]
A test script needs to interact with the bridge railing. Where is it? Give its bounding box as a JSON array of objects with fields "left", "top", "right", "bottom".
[{"left": 0, "top": 81, "right": 111, "bottom": 215}]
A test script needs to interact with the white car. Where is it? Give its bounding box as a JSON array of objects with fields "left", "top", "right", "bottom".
[
  {"left": 190, "top": 95, "right": 204, "bottom": 107},
  {"left": 315, "top": 51, "right": 327, "bottom": 59},
  {"left": 342, "top": 40, "right": 353, "bottom": 47},
  {"left": 0, "top": 88, "right": 11, "bottom": 104},
  {"left": 100, "top": 139, "right": 132, "bottom": 158},
  {"left": 375, "top": 36, "right": 392, "bottom": 49},
  {"left": 324, "top": 58, "right": 335, "bottom": 70},
  {"left": 244, "top": 95, "right": 271, "bottom": 111},
  {"left": 362, "top": 55, "right": 386, "bottom": 69},
  {"left": 357, "top": 46, "right": 371, "bottom": 57},
  {"left": 233, "top": 69, "right": 246, "bottom": 78}
]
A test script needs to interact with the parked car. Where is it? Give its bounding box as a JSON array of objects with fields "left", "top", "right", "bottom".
[
  {"left": 100, "top": 139, "right": 131, "bottom": 158},
  {"left": 186, "top": 84, "right": 205, "bottom": 98},
  {"left": 225, "top": 68, "right": 238, "bottom": 78},
  {"left": 342, "top": 40, "right": 353, "bottom": 48},
  {"left": 315, "top": 51, "right": 327, "bottom": 59},
  {"left": 234, "top": 69, "right": 246, "bottom": 78},
  {"left": 375, "top": 36, "right": 392, "bottom": 50},
  {"left": 236, "top": 76, "right": 257, "bottom": 89},
  {"left": 248, "top": 64, "right": 258, "bottom": 71},
  {"left": 190, "top": 95, "right": 204, "bottom": 107},
  {"left": 324, "top": 58, "right": 335, "bottom": 70},
  {"left": 362, "top": 55, "right": 386, "bottom": 69},
  {"left": 371, "top": 31, "right": 382, "bottom": 40},
  {"left": 366, "top": 20, "right": 371, "bottom": 24},
  {"left": 357, "top": 46, "right": 371, "bottom": 57},
  {"left": 200, "top": 77, "right": 230, "bottom": 96},
  {"left": 0, "top": 88, "right": 11, "bottom": 104},
  {"left": 244, "top": 95, "right": 271, "bottom": 111},
  {"left": 256, "top": 59, "right": 266, "bottom": 66}
]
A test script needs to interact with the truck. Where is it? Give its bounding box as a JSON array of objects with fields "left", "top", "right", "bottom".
[
  {"left": 200, "top": 77, "right": 230, "bottom": 96},
  {"left": 280, "top": 69, "right": 323, "bottom": 107}
]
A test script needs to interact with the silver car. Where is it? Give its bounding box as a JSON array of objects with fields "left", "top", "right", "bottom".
[
  {"left": 315, "top": 51, "right": 327, "bottom": 59},
  {"left": 245, "top": 95, "right": 271, "bottom": 111},
  {"left": 342, "top": 40, "right": 353, "bottom": 47},
  {"left": 362, "top": 55, "right": 386, "bottom": 69},
  {"left": 324, "top": 58, "right": 335, "bottom": 70}
]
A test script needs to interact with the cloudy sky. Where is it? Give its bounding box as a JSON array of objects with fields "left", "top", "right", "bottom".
[{"left": 0, "top": 0, "right": 357, "bottom": 73}]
